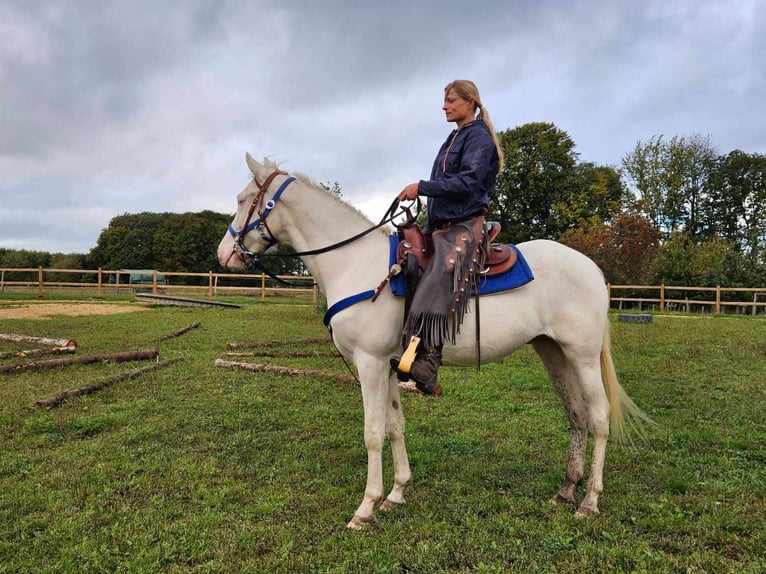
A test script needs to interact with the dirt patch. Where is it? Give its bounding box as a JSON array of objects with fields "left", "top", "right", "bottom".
[{"left": 0, "top": 302, "right": 150, "bottom": 320}]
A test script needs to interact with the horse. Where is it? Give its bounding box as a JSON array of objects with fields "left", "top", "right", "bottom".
[{"left": 217, "top": 154, "right": 650, "bottom": 529}]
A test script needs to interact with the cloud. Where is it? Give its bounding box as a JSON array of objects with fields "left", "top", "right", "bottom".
[{"left": 1, "top": 0, "right": 765, "bottom": 253}]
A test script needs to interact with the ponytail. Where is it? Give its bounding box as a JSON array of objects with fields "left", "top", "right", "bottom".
[{"left": 476, "top": 104, "right": 504, "bottom": 173}]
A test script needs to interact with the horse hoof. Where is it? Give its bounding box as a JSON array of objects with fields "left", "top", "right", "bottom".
[
  {"left": 575, "top": 506, "right": 600, "bottom": 519},
  {"left": 346, "top": 514, "right": 378, "bottom": 530},
  {"left": 550, "top": 493, "right": 574, "bottom": 506},
  {"left": 378, "top": 498, "right": 404, "bottom": 512}
]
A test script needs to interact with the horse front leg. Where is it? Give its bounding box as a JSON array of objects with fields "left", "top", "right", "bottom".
[
  {"left": 379, "top": 372, "right": 412, "bottom": 511},
  {"left": 347, "top": 356, "right": 391, "bottom": 530}
]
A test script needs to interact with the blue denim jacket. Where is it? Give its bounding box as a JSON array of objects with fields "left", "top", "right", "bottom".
[{"left": 418, "top": 118, "right": 499, "bottom": 232}]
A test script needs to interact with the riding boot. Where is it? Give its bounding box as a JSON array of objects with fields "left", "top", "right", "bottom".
[{"left": 410, "top": 345, "right": 443, "bottom": 396}]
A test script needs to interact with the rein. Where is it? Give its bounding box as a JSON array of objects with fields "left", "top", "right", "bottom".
[{"left": 230, "top": 170, "right": 420, "bottom": 276}]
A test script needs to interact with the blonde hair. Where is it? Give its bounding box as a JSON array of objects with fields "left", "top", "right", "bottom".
[{"left": 444, "top": 80, "right": 504, "bottom": 173}]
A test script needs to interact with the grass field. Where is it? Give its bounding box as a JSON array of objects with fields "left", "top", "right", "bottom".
[{"left": 1, "top": 297, "right": 764, "bottom": 573}]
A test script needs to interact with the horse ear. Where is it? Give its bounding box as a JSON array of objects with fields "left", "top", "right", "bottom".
[{"left": 245, "top": 153, "right": 261, "bottom": 176}]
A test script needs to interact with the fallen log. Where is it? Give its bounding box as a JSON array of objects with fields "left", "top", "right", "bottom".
[
  {"left": 34, "top": 358, "right": 183, "bottom": 408},
  {"left": 215, "top": 359, "right": 357, "bottom": 384},
  {"left": 227, "top": 337, "right": 329, "bottom": 350},
  {"left": 158, "top": 322, "right": 201, "bottom": 342},
  {"left": 225, "top": 350, "right": 340, "bottom": 358},
  {"left": 0, "top": 333, "right": 76, "bottom": 348},
  {"left": 0, "top": 346, "right": 76, "bottom": 360},
  {"left": 0, "top": 348, "right": 159, "bottom": 374}
]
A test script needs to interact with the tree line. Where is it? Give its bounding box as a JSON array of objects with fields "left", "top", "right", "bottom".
[
  {"left": 493, "top": 124, "right": 765, "bottom": 287},
  {"left": 2, "top": 123, "right": 765, "bottom": 287}
]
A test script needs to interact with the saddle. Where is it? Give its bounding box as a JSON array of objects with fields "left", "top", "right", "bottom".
[{"left": 397, "top": 221, "right": 516, "bottom": 277}]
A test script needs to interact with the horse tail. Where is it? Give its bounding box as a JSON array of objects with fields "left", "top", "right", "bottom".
[{"left": 600, "top": 320, "right": 654, "bottom": 445}]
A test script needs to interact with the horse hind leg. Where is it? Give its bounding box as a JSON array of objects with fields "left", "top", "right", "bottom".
[
  {"left": 574, "top": 361, "right": 610, "bottom": 518},
  {"left": 532, "top": 336, "right": 588, "bottom": 507}
]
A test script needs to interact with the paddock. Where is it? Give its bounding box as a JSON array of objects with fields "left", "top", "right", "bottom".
[{"left": 1, "top": 297, "right": 764, "bottom": 572}]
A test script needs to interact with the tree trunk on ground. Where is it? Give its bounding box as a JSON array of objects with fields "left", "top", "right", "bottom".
[
  {"left": 226, "top": 337, "right": 329, "bottom": 350},
  {"left": 0, "top": 346, "right": 76, "bottom": 360},
  {"left": 34, "top": 358, "right": 183, "bottom": 408},
  {"left": 0, "top": 348, "right": 159, "bottom": 374},
  {"left": 215, "top": 359, "right": 357, "bottom": 384},
  {"left": 158, "top": 322, "right": 201, "bottom": 342},
  {"left": 0, "top": 333, "right": 76, "bottom": 348}
]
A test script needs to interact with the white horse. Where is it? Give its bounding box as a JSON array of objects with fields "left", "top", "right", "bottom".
[{"left": 218, "top": 154, "right": 650, "bottom": 529}]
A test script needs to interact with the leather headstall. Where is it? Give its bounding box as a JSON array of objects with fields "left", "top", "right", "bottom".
[{"left": 229, "top": 170, "right": 296, "bottom": 260}]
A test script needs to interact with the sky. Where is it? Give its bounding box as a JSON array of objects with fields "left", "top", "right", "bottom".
[{"left": 1, "top": 0, "right": 764, "bottom": 254}]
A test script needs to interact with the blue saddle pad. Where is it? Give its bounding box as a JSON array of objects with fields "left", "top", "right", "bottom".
[{"left": 388, "top": 235, "right": 534, "bottom": 297}]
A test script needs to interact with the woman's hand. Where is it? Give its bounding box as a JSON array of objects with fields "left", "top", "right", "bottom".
[{"left": 397, "top": 182, "right": 419, "bottom": 201}]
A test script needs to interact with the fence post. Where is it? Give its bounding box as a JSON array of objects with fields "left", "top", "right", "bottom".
[
  {"left": 313, "top": 284, "right": 318, "bottom": 304},
  {"left": 261, "top": 273, "right": 266, "bottom": 300},
  {"left": 97, "top": 268, "right": 103, "bottom": 299},
  {"left": 37, "top": 266, "right": 44, "bottom": 298},
  {"left": 208, "top": 271, "right": 213, "bottom": 300},
  {"left": 715, "top": 285, "right": 721, "bottom": 314},
  {"left": 660, "top": 283, "right": 665, "bottom": 312}
]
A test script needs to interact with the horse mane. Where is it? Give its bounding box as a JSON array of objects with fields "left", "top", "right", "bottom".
[{"left": 257, "top": 157, "right": 388, "bottom": 234}]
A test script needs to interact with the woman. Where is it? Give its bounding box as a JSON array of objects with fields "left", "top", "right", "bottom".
[{"left": 392, "top": 80, "right": 504, "bottom": 395}]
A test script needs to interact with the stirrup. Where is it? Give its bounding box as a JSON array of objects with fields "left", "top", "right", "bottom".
[{"left": 396, "top": 335, "right": 421, "bottom": 374}]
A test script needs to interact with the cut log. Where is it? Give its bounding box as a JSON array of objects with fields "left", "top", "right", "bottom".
[
  {"left": 227, "top": 337, "right": 329, "bottom": 350},
  {"left": 0, "top": 348, "right": 159, "bottom": 374},
  {"left": 225, "top": 350, "right": 340, "bottom": 358},
  {"left": 0, "top": 346, "right": 76, "bottom": 360},
  {"left": 215, "top": 359, "right": 357, "bottom": 384},
  {"left": 158, "top": 322, "right": 201, "bottom": 342},
  {"left": 34, "top": 358, "right": 183, "bottom": 408},
  {"left": 0, "top": 333, "right": 76, "bottom": 348}
]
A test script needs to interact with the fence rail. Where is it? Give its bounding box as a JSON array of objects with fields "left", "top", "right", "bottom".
[
  {"left": 0, "top": 267, "right": 318, "bottom": 302},
  {"left": 1, "top": 267, "right": 765, "bottom": 315},
  {"left": 608, "top": 284, "right": 766, "bottom": 316}
]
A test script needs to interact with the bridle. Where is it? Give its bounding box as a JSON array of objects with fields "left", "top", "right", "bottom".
[
  {"left": 228, "top": 170, "right": 295, "bottom": 261},
  {"left": 228, "top": 169, "right": 420, "bottom": 266}
]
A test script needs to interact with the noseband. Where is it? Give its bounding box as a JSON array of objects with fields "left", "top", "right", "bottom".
[{"left": 228, "top": 170, "right": 297, "bottom": 260}]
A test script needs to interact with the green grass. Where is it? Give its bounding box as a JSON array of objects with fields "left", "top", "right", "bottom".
[{"left": 1, "top": 299, "right": 764, "bottom": 573}]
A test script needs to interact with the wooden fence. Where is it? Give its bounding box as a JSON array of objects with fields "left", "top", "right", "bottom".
[
  {"left": 608, "top": 284, "right": 766, "bottom": 316},
  {"left": 2, "top": 267, "right": 765, "bottom": 315},
  {"left": 0, "top": 267, "right": 318, "bottom": 302}
]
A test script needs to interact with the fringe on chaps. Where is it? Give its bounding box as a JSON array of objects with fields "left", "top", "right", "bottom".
[{"left": 402, "top": 215, "right": 487, "bottom": 349}]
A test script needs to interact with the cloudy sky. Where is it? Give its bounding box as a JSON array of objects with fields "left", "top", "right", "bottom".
[{"left": 1, "top": 0, "right": 764, "bottom": 254}]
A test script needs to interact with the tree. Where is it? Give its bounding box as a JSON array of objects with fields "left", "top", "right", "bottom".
[
  {"left": 88, "top": 213, "right": 170, "bottom": 270},
  {"left": 558, "top": 208, "right": 660, "bottom": 284},
  {"left": 703, "top": 150, "right": 766, "bottom": 266},
  {"left": 0, "top": 249, "right": 52, "bottom": 268},
  {"left": 152, "top": 211, "right": 231, "bottom": 274},
  {"left": 493, "top": 122, "right": 580, "bottom": 243},
  {"left": 492, "top": 123, "right": 624, "bottom": 243},
  {"left": 648, "top": 232, "right": 755, "bottom": 287},
  {"left": 622, "top": 134, "right": 717, "bottom": 239},
  {"left": 552, "top": 162, "right": 626, "bottom": 228}
]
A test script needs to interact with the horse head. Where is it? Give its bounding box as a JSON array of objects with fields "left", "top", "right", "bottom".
[{"left": 217, "top": 153, "right": 296, "bottom": 270}]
